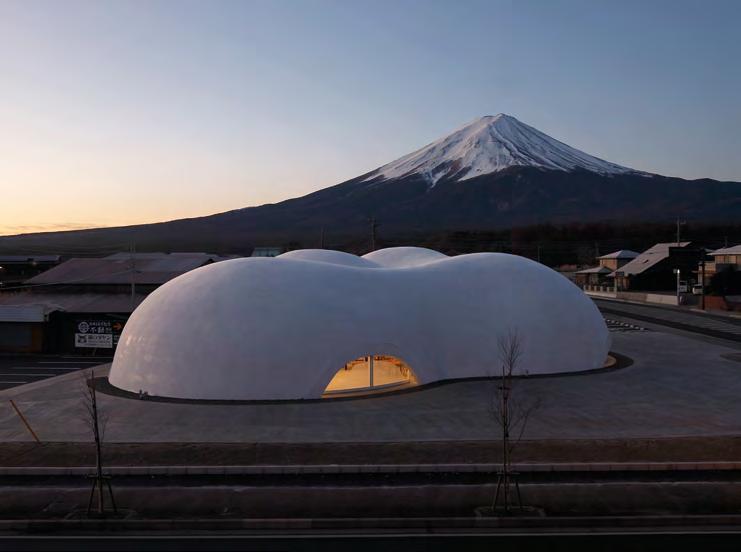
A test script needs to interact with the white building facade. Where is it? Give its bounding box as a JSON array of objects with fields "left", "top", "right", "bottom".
[{"left": 109, "top": 247, "right": 610, "bottom": 400}]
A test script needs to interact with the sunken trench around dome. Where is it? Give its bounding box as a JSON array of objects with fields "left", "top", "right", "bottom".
[{"left": 108, "top": 247, "right": 611, "bottom": 401}]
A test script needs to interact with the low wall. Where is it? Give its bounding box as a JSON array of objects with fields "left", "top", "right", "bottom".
[
  {"left": 617, "top": 291, "right": 680, "bottom": 306},
  {"left": 584, "top": 289, "right": 616, "bottom": 299},
  {"left": 584, "top": 290, "right": 702, "bottom": 307}
]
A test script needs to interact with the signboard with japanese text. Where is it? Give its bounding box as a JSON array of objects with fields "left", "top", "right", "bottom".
[
  {"left": 74, "top": 319, "right": 123, "bottom": 349},
  {"left": 74, "top": 333, "right": 113, "bottom": 349}
]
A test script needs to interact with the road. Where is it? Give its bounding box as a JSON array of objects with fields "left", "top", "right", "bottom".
[
  {"left": 594, "top": 298, "right": 741, "bottom": 342},
  {"left": 4, "top": 529, "right": 741, "bottom": 551},
  {"left": 0, "top": 355, "right": 111, "bottom": 391}
]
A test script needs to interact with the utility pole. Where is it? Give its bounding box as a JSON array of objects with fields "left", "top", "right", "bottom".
[
  {"left": 676, "top": 217, "right": 685, "bottom": 246},
  {"left": 319, "top": 227, "right": 326, "bottom": 249},
  {"left": 674, "top": 268, "right": 681, "bottom": 305}
]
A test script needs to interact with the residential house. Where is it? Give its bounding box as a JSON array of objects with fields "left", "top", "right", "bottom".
[
  {"left": 613, "top": 242, "right": 700, "bottom": 291},
  {"left": 574, "top": 250, "right": 639, "bottom": 288}
]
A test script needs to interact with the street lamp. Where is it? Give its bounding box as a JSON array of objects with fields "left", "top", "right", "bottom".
[{"left": 674, "top": 268, "right": 681, "bottom": 305}]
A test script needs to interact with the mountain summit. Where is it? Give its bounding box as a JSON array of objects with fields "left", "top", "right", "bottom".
[{"left": 364, "top": 114, "right": 639, "bottom": 185}]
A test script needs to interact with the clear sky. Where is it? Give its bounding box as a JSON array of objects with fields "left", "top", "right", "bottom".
[{"left": 1, "top": 0, "right": 740, "bottom": 235}]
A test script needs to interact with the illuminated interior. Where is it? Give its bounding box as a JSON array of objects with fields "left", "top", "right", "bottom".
[{"left": 323, "top": 355, "right": 418, "bottom": 397}]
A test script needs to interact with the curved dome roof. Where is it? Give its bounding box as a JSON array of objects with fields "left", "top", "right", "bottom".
[
  {"left": 362, "top": 247, "right": 448, "bottom": 268},
  {"left": 278, "top": 249, "right": 380, "bottom": 268},
  {"left": 109, "top": 247, "right": 610, "bottom": 400}
]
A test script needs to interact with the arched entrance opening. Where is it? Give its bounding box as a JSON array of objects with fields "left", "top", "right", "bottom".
[{"left": 323, "top": 355, "right": 418, "bottom": 397}]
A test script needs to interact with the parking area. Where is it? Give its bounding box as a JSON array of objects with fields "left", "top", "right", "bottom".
[{"left": 0, "top": 355, "right": 111, "bottom": 391}]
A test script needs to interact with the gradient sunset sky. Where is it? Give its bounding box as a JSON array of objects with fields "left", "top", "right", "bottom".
[{"left": 1, "top": 0, "right": 740, "bottom": 235}]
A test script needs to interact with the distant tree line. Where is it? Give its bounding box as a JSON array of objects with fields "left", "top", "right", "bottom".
[
  {"left": 324, "top": 222, "right": 741, "bottom": 268},
  {"left": 6, "top": 221, "right": 739, "bottom": 269}
]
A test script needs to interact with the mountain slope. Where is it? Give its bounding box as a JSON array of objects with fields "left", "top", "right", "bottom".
[
  {"left": 1, "top": 114, "right": 740, "bottom": 253},
  {"left": 364, "top": 114, "right": 639, "bottom": 184}
]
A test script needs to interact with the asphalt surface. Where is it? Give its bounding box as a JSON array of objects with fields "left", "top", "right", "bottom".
[
  {"left": 0, "top": 355, "right": 110, "bottom": 391},
  {"left": 4, "top": 528, "right": 741, "bottom": 551},
  {"left": 594, "top": 298, "right": 741, "bottom": 341}
]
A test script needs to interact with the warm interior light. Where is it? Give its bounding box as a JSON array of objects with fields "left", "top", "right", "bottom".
[{"left": 323, "top": 355, "right": 418, "bottom": 396}]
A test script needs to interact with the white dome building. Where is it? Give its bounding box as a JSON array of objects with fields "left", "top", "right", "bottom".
[{"left": 109, "top": 247, "right": 610, "bottom": 400}]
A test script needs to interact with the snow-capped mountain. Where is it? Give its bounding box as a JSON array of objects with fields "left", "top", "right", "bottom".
[
  {"left": 0, "top": 115, "right": 739, "bottom": 253},
  {"left": 364, "top": 114, "right": 639, "bottom": 185}
]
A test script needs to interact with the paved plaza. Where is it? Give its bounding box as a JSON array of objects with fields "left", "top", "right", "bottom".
[{"left": 2, "top": 321, "right": 741, "bottom": 443}]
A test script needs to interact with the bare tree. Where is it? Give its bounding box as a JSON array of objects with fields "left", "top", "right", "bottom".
[
  {"left": 80, "top": 369, "right": 116, "bottom": 516},
  {"left": 490, "top": 329, "right": 540, "bottom": 514}
]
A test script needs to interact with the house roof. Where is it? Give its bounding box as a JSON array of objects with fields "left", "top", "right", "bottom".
[
  {"left": 0, "top": 304, "right": 48, "bottom": 322},
  {"left": 615, "top": 242, "right": 692, "bottom": 276},
  {"left": 24, "top": 253, "right": 236, "bottom": 286},
  {"left": 709, "top": 245, "right": 741, "bottom": 256},
  {"left": 597, "top": 250, "right": 640, "bottom": 260},
  {"left": 0, "top": 291, "right": 148, "bottom": 314},
  {"left": 575, "top": 266, "right": 612, "bottom": 274},
  {"left": 0, "top": 255, "right": 60, "bottom": 264}
]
